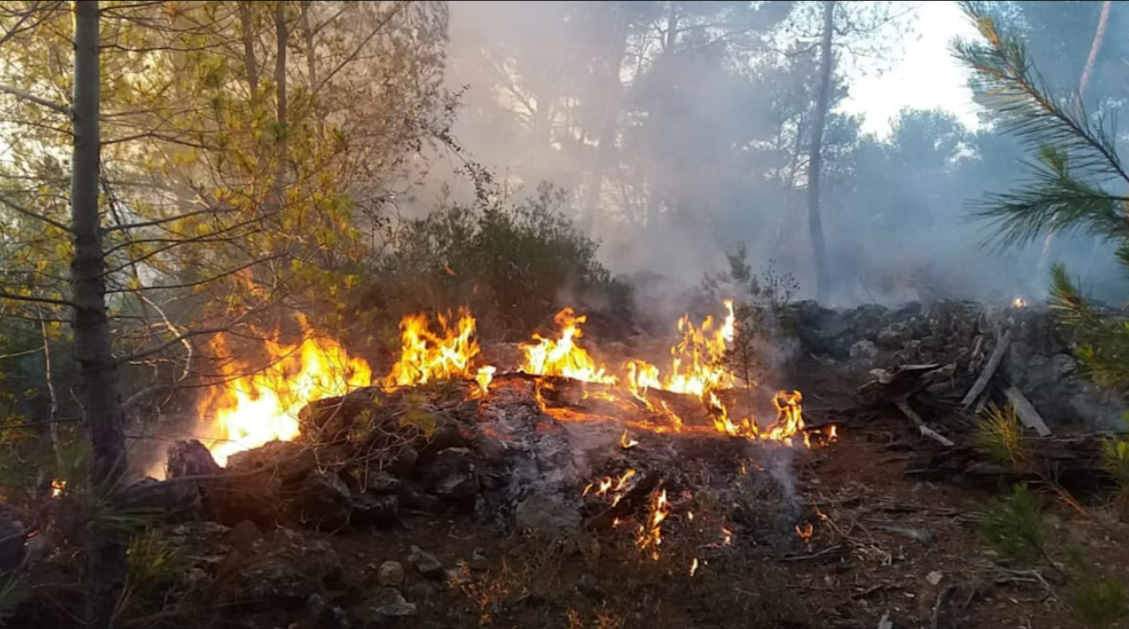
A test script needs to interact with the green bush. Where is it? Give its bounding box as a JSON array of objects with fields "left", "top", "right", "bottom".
[
  {"left": 978, "top": 483, "right": 1049, "bottom": 567},
  {"left": 373, "top": 181, "right": 629, "bottom": 340},
  {"left": 1070, "top": 578, "right": 1128, "bottom": 628}
]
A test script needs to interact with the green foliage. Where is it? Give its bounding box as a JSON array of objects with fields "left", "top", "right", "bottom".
[
  {"left": 978, "top": 483, "right": 1049, "bottom": 567},
  {"left": 124, "top": 529, "right": 190, "bottom": 614},
  {"left": 400, "top": 392, "right": 437, "bottom": 437},
  {"left": 975, "top": 403, "right": 1028, "bottom": 467},
  {"left": 1101, "top": 435, "right": 1129, "bottom": 489},
  {"left": 954, "top": 2, "right": 1129, "bottom": 398},
  {"left": 378, "top": 181, "right": 627, "bottom": 338},
  {"left": 1070, "top": 578, "right": 1129, "bottom": 628}
]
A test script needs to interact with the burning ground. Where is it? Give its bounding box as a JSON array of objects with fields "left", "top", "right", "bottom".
[{"left": 11, "top": 299, "right": 1129, "bottom": 629}]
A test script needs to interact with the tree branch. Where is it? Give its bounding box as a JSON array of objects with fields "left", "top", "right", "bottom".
[
  {"left": 0, "top": 191, "right": 71, "bottom": 232},
  {"left": 0, "top": 291, "right": 77, "bottom": 308},
  {"left": 0, "top": 83, "right": 70, "bottom": 115}
]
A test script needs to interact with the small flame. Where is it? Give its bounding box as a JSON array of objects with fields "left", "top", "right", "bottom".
[
  {"left": 1013, "top": 296, "right": 1028, "bottom": 309},
  {"left": 687, "top": 511, "right": 694, "bottom": 523},
  {"left": 722, "top": 527, "right": 732, "bottom": 546},
  {"left": 795, "top": 522, "right": 814, "bottom": 544},
  {"left": 620, "top": 430, "right": 639, "bottom": 449},
  {"left": 637, "top": 488, "right": 671, "bottom": 560},
  {"left": 690, "top": 558, "right": 699, "bottom": 577},
  {"left": 475, "top": 366, "right": 496, "bottom": 396},
  {"left": 51, "top": 480, "right": 65, "bottom": 497}
]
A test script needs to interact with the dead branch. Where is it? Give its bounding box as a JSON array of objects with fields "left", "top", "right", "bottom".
[
  {"left": 895, "top": 398, "right": 954, "bottom": 447},
  {"left": 961, "top": 330, "right": 1012, "bottom": 409},
  {"left": 1001, "top": 385, "right": 1052, "bottom": 437}
]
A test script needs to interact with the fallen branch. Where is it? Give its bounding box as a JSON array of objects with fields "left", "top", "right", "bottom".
[
  {"left": 1001, "top": 385, "right": 1052, "bottom": 437},
  {"left": 895, "top": 398, "right": 954, "bottom": 447},
  {"left": 961, "top": 330, "right": 1012, "bottom": 409},
  {"left": 930, "top": 584, "right": 956, "bottom": 629}
]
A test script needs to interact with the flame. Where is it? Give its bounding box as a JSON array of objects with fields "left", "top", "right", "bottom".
[
  {"left": 620, "top": 430, "right": 639, "bottom": 449},
  {"left": 475, "top": 366, "right": 496, "bottom": 396},
  {"left": 690, "top": 558, "right": 699, "bottom": 577},
  {"left": 637, "top": 488, "right": 671, "bottom": 560},
  {"left": 51, "top": 480, "right": 65, "bottom": 497},
  {"left": 795, "top": 522, "right": 813, "bottom": 544},
  {"left": 1013, "top": 296, "right": 1028, "bottom": 309},
  {"left": 199, "top": 323, "right": 374, "bottom": 466},
  {"left": 722, "top": 527, "right": 732, "bottom": 546},
  {"left": 520, "top": 308, "right": 615, "bottom": 384},
  {"left": 385, "top": 308, "right": 481, "bottom": 387}
]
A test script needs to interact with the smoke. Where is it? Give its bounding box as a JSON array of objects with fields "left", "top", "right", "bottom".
[{"left": 408, "top": 1, "right": 1129, "bottom": 314}]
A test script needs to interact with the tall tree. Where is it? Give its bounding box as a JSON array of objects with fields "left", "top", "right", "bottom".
[{"left": 806, "top": 0, "right": 835, "bottom": 303}]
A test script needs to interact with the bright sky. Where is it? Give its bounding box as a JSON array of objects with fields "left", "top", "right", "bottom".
[{"left": 838, "top": 1, "right": 984, "bottom": 138}]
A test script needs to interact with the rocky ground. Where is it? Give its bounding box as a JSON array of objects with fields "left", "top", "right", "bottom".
[{"left": 8, "top": 299, "right": 1129, "bottom": 629}]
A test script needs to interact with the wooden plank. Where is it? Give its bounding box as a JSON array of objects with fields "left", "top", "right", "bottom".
[
  {"left": 1002, "top": 385, "right": 1053, "bottom": 437},
  {"left": 961, "top": 330, "right": 1012, "bottom": 409}
]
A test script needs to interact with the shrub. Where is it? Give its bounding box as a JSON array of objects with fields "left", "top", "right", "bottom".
[
  {"left": 373, "top": 181, "right": 629, "bottom": 341},
  {"left": 978, "top": 483, "right": 1049, "bottom": 567}
]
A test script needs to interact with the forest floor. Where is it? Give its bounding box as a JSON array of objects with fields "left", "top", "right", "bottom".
[{"left": 217, "top": 367, "right": 1125, "bottom": 629}]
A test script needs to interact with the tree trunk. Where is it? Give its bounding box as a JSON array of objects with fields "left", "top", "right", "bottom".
[
  {"left": 274, "top": 0, "right": 289, "bottom": 201},
  {"left": 239, "top": 2, "right": 259, "bottom": 95},
  {"left": 72, "top": 2, "right": 128, "bottom": 627},
  {"left": 807, "top": 0, "right": 835, "bottom": 304},
  {"left": 578, "top": 2, "right": 630, "bottom": 238}
]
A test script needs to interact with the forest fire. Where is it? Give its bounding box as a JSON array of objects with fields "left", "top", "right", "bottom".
[
  {"left": 194, "top": 298, "right": 825, "bottom": 469},
  {"left": 198, "top": 324, "right": 373, "bottom": 466}
]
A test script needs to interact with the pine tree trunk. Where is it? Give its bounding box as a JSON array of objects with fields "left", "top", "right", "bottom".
[
  {"left": 807, "top": 0, "right": 836, "bottom": 304},
  {"left": 274, "top": 0, "right": 288, "bottom": 198},
  {"left": 239, "top": 2, "right": 259, "bottom": 95},
  {"left": 72, "top": 2, "right": 128, "bottom": 627}
]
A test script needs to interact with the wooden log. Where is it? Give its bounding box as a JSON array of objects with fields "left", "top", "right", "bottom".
[
  {"left": 961, "top": 330, "right": 1012, "bottom": 409},
  {"left": 905, "top": 434, "right": 1113, "bottom": 492},
  {"left": 895, "top": 398, "right": 955, "bottom": 447},
  {"left": 1001, "top": 385, "right": 1052, "bottom": 437}
]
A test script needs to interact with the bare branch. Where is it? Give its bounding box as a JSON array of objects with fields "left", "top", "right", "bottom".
[
  {"left": 0, "top": 83, "right": 70, "bottom": 115},
  {"left": 0, "top": 191, "right": 71, "bottom": 232},
  {"left": 0, "top": 291, "right": 77, "bottom": 308}
]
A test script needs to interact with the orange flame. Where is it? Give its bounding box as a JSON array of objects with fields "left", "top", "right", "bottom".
[
  {"left": 620, "top": 430, "right": 639, "bottom": 449},
  {"left": 51, "top": 480, "right": 65, "bottom": 497},
  {"left": 637, "top": 488, "right": 671, "bottom": 560},
  {"left": 475, "top": 366, "right": 496, "bottom": 396},
  {"left": 198, "top": 323, "right": 374, "bottom": 466},
  {"left": 690, "top": 558, "right": 699, "bottom": 577},
  {"left": 385, "top": 308, "right": 481, "bottom": 387},
  {"left": 795, "top": 522, "right": 814, "bottom": 544},
  {"left": 520, "top": 308, "right": 616, "bottom": 385}
]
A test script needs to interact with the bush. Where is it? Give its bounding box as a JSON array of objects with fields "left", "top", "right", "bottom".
[
  {"left": 978, "top": 483, "right": 1049, "bottom": 567},
  {"left": 372, "top": 181, "right": 629, "bottom": 341}
]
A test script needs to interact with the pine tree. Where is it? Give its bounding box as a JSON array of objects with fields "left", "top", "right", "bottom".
[{"left": 953, "top": 1, "right": 1129, "bottom": 393}]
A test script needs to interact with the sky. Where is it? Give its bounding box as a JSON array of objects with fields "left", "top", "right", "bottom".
[{"left": 839, "top": 1, "right": 983, "bottom": 138}]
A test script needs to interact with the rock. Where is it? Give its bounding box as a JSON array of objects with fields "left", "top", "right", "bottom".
[
  {"left": 378, "top": 561, "right": 405, "bottom": 587},
  {"left": 299, "top": 387, "right": 386, "bottom": 439},
  {"left": 926, "top": 571, "right": 944, "bottom": 586},
  {"left": 474, "top": 433, "right": 506, "bottom": 462},
  {"left": 1006, "top": 341, "right": 1034, "bottom": 382},
  {"left": 390, "top": 448, "right": 419, "bottom": 476},
  {"left": 360, "top": 588, "right": 418, "bottom": 625},
  {"left": 876, "top": 322, "right": 913, "bottom": 350},
  {"left": 295, "top": 472, "right": 352, "bottom": 531},
  {"left": 405, "top": 582, "right": 438, "bottom": 607},
  {"left": 469, "top": 548, "right": 488, "bottom": 572},
  {"left": 849, "top": 340, "right": 879, "bottom": 360},
  {"left": 226, "top": 440, "right": 315, "bottom": 484},
  {"left": 351, "top": 494, "right": 398, "bottom": 529},
  {"left": 227, "top": 520, "right": 262, "bottom": 553},
  {"left": 408, "top": 545, "right": 445, "bottom": 580},
  {"left": 368, "top": 472, "right": 400, "bottom": 495},
  {"left": 21, "top": 532, "right": 51, "bottom": 568},
  {"left": 166, "top": 521, "right": 233, "bottom": 573},
  {"left": 232, "top": 529, "right": 342, "bottom": 609},
  {"left": 165, "top": 440, "right": 222, "bottom": 478},
  {"left": 426, "top": 448, "right": 479, "bottom": 501},
  {"left": 307, "top": 593, "right": 351, "bottom": 629},
  {"left": 236, "top": 559, "right": 308, "bottom": 605},
  {"left": 418, "top": 412, "right": 469, "bottom": 459},
  {"left": 1052, "top": 354, "right": 1077, "bottom": 377},
  {"left": 514, "top": 494, "right": 581, "bottom": 539}
]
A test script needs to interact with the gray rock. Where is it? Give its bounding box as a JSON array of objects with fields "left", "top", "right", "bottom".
[
  {"left": 378, "top": 561, "right": 405, "bottom": 587},
  {"left": 849, "top": 340, "right": 879, "bottom": 360},
  {"left": 408, "top": 545, "right": 445, "bottom": 579},
  {"left": 351, "top": 494, "right": 398, "bottom": 529},
  {"left": 406, "top": 582, "right": 438, "bottom": 607},
  {"left": 1006, "top": 341, "right": 1034, "bottom": 382},
  {"left": 390, "top": 447, "right": 419, "bottom": 476},
  {"left": 474, "top": 433, "right": 506, "bottom": 462},
  {"left": 307, "top": 593, "right": 351, "bottom": 629},
  {"left": 514, "top": 494, "right": 581, "bottom": 538},
  {"left": 165, "top": 439, "right": 222, "bottom": 478},
  {"left": 236, "top": 559, "right": 307, "bottom": 604},
  {"left": 876, "top": 322, "right": 913, "bottom": 350},
  {"left": 469, "top": 548, "right": 488, "bottom": 572},
  {"left": 368, "top": 472, "right": 401, "bottom": 495},
  {"left": 1052, "top": 354, "right": 1077, "bottom": 377},
  {"left": 361, "top": 588, "right": 418, "bottom": 625},
  {"left": 426, "top": 448, "right": 479, "bottom": 501},
  {"left": 297, "top": 472, "right": 352, "bottom": 531}
]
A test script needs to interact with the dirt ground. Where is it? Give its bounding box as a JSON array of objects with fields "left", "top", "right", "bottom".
[{"left": 289, "top": 372, "right": 1129, "bottom": 629}]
